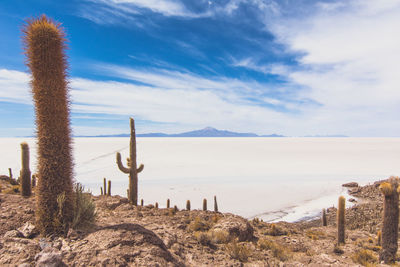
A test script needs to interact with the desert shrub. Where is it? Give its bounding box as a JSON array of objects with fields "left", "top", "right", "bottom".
[
  {"left": 351, "top": 249, "right": 378, "bottom": 267},
  {"left": 194, "top": 231, "right": 213, "bottom": 246},
  {"left": 306, "top": 229, "right": 326, "bottom": 240},
  {"left": 258, "top": 238, "right": 291, "bottom": 261},
  {"left": 211, "top": 214, "right": 222, "bottom": 223},
  {"left": 225, "top": 238, "right": 252, "bottom": 262},
  {"left": 187, "top": 216, "right": 211, "bottom": 232},
  {"left": 263, "top": 223, "right": 288, "bottom": 236},
  {"left": 210, "top": 230, "right": 230, "bottom": 244},
  {"left": 71, "top": 183, "right": 96, "bottom": 229}
]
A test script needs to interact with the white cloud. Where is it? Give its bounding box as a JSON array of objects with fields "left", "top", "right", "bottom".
[
  {"left": 0, "top": 69, "right": 31, "bottom": 104},
  {"left": 231, "top": 0, "right": 400, "bottom": 136}
]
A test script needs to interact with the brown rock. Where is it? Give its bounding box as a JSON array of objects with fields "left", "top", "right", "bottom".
[
  {"left": 342, "top": 182, "right": 359, "bottom": 187},
  {"left": 35, "top": 247, "right": 67, "bottom": 267},
  {"left": 18, "top": 222, "right": 38, "bottom": 238}
]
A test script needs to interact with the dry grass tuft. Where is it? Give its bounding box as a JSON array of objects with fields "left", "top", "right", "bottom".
[
  {"left": 225, "top": 238, "right": 252, "bottom": 262},
  {"left": 187, "top": 216, "right": 211, "bottom": 232},
  {"left": 263, "top": 223, "right": 288, "bottom": 236},
  {"left": 351, "top": 249, "right": 378, "bottom": 266},
  {"left": 258, "top": 238, "right": 291, "bottom": 261}
]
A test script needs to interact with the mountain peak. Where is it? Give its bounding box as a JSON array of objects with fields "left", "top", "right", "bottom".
[{"left": 202, "top": 127, "right": 217, "bottom": 131}]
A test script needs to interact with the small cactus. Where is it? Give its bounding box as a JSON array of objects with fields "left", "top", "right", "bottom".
[
  {"left": 379, "top": 178, "right": 399, "bottom": 263},
  {"left": 100, "top": 187, "right": 103, "bottom": 195},
  {"left": 20, "top": 142, "right": 31, "bottom": 197},
  {"left": 116, "top": 118, "right": 144, "bottom": 205},
  {"left": 103, "top": 178, "right": 107, "bottom": 196},
  {"left": 322, "top": 208, "right": 327, "bottom": 226},
  {"left": 377, "top": 230, "right": 382, "bottom": 246},
  {"left": 141, "top": 199, "right": 144, "bottom": 206},
  {"left": 203, "top": 198, "right": 207, "bottom": 211},
  {"left": 337, "top": 196, "right": 345, "bottom": 244},
  {"left": 174, "top": 205, "right": 178, "bottom": 213},
  {"left": 167, "top": 198, "right": 170, "bottom": 209},
  {"left": 155, "top": 202, "right": 158, "bottom": 209},
  {"left": 107, "top": 180, "right": 111, "bottom": 196},
  {"left": 8, "top": 168, "right": 12, "bottom": 179},
  {"left": 214, "top": 195, "right": 218, "bottom": 212},
  {"left": 32, "top": 174, "right": 36, "bottom": 188},
  {"left": 186, "top": 200, "right": 191, "bottom": 211}
]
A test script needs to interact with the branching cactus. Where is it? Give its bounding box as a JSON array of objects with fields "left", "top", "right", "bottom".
[
  {"left": 337, "top": 196, "right": 345, "bottom": 244},
  {"left": 20, "top": 142, "right": 32, "bottom": 197},
  {"left": 23, "top": 15, "right": 74, "bottom": 235},
  {"left": 116, "top": 118, "right": 144, "bottom": 205},
  {"left": 379, "top": 178, "right": 399, "bottom": 263}
]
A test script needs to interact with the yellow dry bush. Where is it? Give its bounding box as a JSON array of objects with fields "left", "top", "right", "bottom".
[
  {"left": 225, "top": 239, "right": 252, "bottom": 262},
  {"left": 258, "top": 238, "right": 291, "bottom": 261},
  {"left": 351, "top": 249, "right": 378, "bottom": 267}
]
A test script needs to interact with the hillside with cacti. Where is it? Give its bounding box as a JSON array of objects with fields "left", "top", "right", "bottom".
[{"left": 0, "top": 176, "right": 398, "bottom": 266}]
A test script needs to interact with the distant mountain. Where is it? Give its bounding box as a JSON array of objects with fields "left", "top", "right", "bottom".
[{"left": 86, "top": 127, "right": 285, "bottom": 138}]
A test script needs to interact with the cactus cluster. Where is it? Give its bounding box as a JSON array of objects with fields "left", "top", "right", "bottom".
[
  {"left": 116, "top": 118, "right": 144, "bottom": 205},
  {"left": 101, "top": 178, "right": 111, "bottom": 196},
  {"left": 23, "top": 15, "right": 74, "bottom": 235}
]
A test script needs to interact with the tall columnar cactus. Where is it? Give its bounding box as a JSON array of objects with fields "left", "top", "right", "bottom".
[
  {"left": 203, "top": 198, "right": 207, "bottom": 211},
  {"left": 167, "top": 198, "right": 170, "bottom": 209},
  {"left": 337, "top": 196, "right": 345, "bottom": 244},
  {"left": 20, "top": 142, "right": 31, "bottom": 197},
  {"left": 186, "top": 200, "right": 191, "bottom": 211},
  {"left": 322, "top": 208, "right": 327, "bottom": 226},
  {"left": 214, "top": 195, "right": 218, "bottom": 212},
  {"left": 23, "top": 15, "right": 74, "bottom": 235},
  {"left": 379, "top": 178, "right": 399, "bottom": 263},
  {"left": 116, "top": 118, "right": 144, "bottom": 205}
]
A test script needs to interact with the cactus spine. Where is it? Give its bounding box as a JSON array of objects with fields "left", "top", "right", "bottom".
[
  {"left": 337, "top": 196, "right": 345, "bottom": 244},
  {"left": 186, "top": 200, "right": 191, "bottom": 211},
  {"left": 203, "top": 198, "right": 207, "bottom": 211},
  {"left": 214, "top": 195, "right": 218, "bottom": 212},
  {"left": 322, "top": 208, "right": 327, "bottom": 226},
  {"left": 23, "top": 15, "right": 74, "bottom": 235},
  {"left": 379, "top": 178, "right": 399, "bottom": 263},
  {"left": 20, "top": 142, "right": 31, "bottom": 197},
  {"left": 116, "top": 118, "right": 144, "bottom": 205}
]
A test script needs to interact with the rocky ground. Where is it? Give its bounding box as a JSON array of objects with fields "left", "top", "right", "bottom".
[{"left": 0, "top": 175, "right": 396, "bottom": 266}]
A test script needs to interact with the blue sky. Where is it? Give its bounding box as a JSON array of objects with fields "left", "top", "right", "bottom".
[{"left": 1, "top": 0, "right": 400, "bottom": 137}]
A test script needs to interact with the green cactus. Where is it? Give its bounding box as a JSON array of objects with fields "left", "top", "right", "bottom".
[
  {"left": 20, "top": 142, "right": 31, "bottom": 197},
  {"left": 116, "top": 118, "right": 144, "bottom": 205},
  {"left": 379, "top": 178, "right": 399, "bottom": 263},
  {"left": 23, "top": 15, "right": 74, "bottom": 235},
  {"left": 337, "top": 196, "right": 345, "bottom": 244},
  {"left": 322, "top": 208, "right": 327, "bottom": 226},
  {"left": 214, "top": 195, "right": 218, "bottom": 212},
  {"left": 186, "top": 200, "right": 191, "bottom": 211},
  {"left": 203, "top": 198, "right": 207, "bottom": 211}
]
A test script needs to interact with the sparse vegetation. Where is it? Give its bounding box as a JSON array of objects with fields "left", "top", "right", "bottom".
[
  {"left": 258, "top": 238, "right": 291, "bottom": 261},
  {"left": 71, "top": 183, "right": 96, "bottom": 229},
  {"left": 263, "top": 223, "right": 288, "bottom": 236},
  {"left": 187, "top": 216, "right": 211, "bottom": 232},
  {"left": 351, "top": 249, "right": 378, "bottom": 266},
  {"left": 225, "top": 238, "right": 252, "bottom": 262}
]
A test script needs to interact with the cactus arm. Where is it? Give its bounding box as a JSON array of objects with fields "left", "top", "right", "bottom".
[
  {"left": 116, "top": 152, "right": 130, "bottom": 174},
  {"left": 137, "top": 164, "right": 144, "bottom": 173}
]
